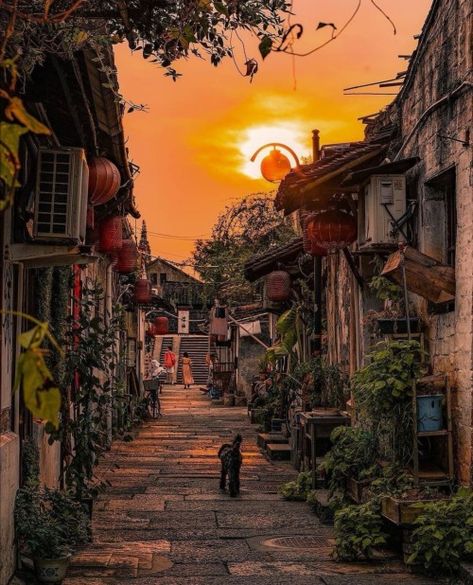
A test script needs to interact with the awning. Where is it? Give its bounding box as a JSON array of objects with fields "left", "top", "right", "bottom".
[
  {"left": 8, "top": 243, "right": 98, "bottom": 268},
  {"left": 275, "top": 141, "right": 386, "bottom": 215},
  {"left": 382, "top": 246, "right": 455, "bottom": 304},
  {"left": 341, "top": 157, "right": 420, "bottom": 187}
]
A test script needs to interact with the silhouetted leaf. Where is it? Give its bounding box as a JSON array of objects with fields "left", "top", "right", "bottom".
[{"left": 259, "top": 35, "right": 273, "bottom": 59}]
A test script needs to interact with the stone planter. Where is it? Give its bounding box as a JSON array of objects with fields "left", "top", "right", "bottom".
[{"left": 34, "top": 555, "right": 71, "bottom": 584}]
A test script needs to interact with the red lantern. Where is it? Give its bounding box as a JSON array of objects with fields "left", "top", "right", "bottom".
[
  {"left": 303, "top": 213, "right": 328, "bottom": 257},
  {"left": 266, "top": 270, "right": 291, "bottom": 302},
  {"left": 310, "top": 209, "right": 357, "bottom": 252},
  {"left": 154, "top": 316, "right": 169, "bottom": 335},
  {"left": 134, "top": 279, "right": 152, "bottom": 304},
  {"left": 88, "top": 157, "right": 121, "bottom": 206},
  {"left": 114, "top": 239, "right": 139, "bottom": 274},
  {"left": 98, "top": 216, "right": 123, "bottom": 253}
]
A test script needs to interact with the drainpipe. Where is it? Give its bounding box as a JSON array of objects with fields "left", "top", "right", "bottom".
[{"left": 311, "top": 129, "right": 322, "bottom": 354}]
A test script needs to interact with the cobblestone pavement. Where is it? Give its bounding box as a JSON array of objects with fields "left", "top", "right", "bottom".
[{"left": 64, "top": 387, "right": 444, "bottom": 585}]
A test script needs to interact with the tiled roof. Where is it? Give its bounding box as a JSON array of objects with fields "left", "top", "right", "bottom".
[
  {"left": 275, "top": 141, "right": 386, "bottom": 214},
  {"left": 244, "top": 237, "right": 304, "bottom": 282}
]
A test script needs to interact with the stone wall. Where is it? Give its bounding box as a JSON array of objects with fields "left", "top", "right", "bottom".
[{"left": 396, "top": 0, "right": 473, "bottom": 483}]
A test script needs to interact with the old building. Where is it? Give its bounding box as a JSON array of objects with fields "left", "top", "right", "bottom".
[
  {"left": 0, "top": 47, "right": 147, "bottom": 584},
  {"left": 272, "top": 0, "right": 473, "bottom": 484}
]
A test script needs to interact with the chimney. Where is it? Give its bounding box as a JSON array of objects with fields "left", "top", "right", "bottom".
[{"left": 312, "top": 129, "right": 320, "bottom": 162}]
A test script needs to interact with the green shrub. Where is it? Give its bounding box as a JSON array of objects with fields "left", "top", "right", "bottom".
[
  {"left": 321, "top": 426, "right": 377, "bottom": 495},
  {"left": 408, "top": 489, "right": 473, "bottom": 574},
  {"left": 279, "top": 472, "right": 312, "bottom": 501},
  {"left": 15, "top": 484, "right": 90, "bottom": 558},
  {"left": 334, "top": 501, "right": 388, "bottom": 560}
]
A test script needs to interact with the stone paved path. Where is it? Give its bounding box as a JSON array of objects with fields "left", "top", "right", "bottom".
[{"left": 65, "top": 387, "right": 444, "bottom": 585}]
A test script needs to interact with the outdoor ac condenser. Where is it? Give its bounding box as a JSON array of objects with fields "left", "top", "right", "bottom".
[
  {"left": 361, "top": 174, "right": 406, "bottom": 246},
  {"left": 34, "top": 147, "right": 89, "bottom": 243}
]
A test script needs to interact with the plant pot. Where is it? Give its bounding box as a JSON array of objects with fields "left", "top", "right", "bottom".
[
  {"left": 346, "top": 477, "right": 372, "bottom": 504},
  {"left": 381, "top": 495, "right": 447, "bottom": 526},
  {"left": 34, "top": 555, "right": 71, "bottom": 584},
  {"left": 377, "top": 318, "right": 420, "bottom": 334}
]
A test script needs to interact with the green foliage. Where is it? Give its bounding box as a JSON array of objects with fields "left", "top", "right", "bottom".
[
  {"left": 21, "top": 440, "right": 40, "bottom": 487},
  {"left": 279, "top": 472, "right": 312, "bottom": 501},
  {"left": 307, "top": 357, "right": 349, "bottom": 410},
  {"left": 2, "top": 1, "right": 289, "bottom": 81},
  {"left": 192, "top": 194, "right": 295, "bottom": 305},
  {"left": 334, "top": 501, "right": 388, "bottom": 560},
  {"left": 369, "top": 275, "right": 402, "bottom": 304},
  {"left": 353, "top": 339, "right": 422, "bottom": 413},
  {"left": 321, "top": 427, "right": 378, "bottom": 496},
  {"left": 51, "top": 280, "right": 121, "bottom": 499},
  {"left": 353, "top": 339, "right": 422, "bottom": 464},
  {"left": 15, "top": 484, "right": 90, "bottom": 559},
  {"left": 13, "top": 318, "right": 63, "bottom": 429},
  {"left": 407, "top": 489, "right": 473, "bottom": 574},
  {"left": 368, "top": 464, "right": 416, "bottom": 499}
]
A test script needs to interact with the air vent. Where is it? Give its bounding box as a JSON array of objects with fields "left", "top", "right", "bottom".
[{"left": 34, "top": 147, "right": 88, "bottom": 243}]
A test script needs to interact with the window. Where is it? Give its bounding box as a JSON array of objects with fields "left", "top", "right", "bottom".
[
  {"left": 150, "top": 273, "right": 158, "bottom": 285},
  {"left": 160, "top": 273, "right": 167, "bottom": 285},
  {"left": 424, "top": 167, "right": 456, "bottom": 266},
  {"left": 425, "top": 167, "right": 456, "bottom": 314}
]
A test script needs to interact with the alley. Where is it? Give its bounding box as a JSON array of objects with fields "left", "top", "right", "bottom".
[{"left": 64, "top": 387, "right": 442, "bottom": 585}]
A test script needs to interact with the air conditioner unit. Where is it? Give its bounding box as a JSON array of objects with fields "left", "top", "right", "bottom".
[
  {"left": 34, "top": 148, "right": 88, "bottom": 243},
  {"left": 361, "top": 174, "right": 406, "bottom": 247}
]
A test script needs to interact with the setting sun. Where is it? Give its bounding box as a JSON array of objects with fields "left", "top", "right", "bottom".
[{"left": 237, "top": 123, "right": 311, "bottom": 179}]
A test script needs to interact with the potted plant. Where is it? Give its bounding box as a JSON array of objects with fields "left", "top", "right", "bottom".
[
  {"left": 15, "top": 484, "right": 90, "bottom": 583},
  {"left": 367, "top": 275, "right": 420, "bottom": 335}
]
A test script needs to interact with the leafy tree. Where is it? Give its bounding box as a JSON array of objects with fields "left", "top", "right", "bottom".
[
  {"left": 192, "top": 193, "right": 295, "bottom": 305},
  {"left": 0, "top": 0, "right": 290, "bottom": 81}
]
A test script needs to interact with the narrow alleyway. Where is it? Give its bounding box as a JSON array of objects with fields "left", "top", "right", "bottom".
[{"left": 65, "top": 388, "right": 443, "bottom": 585}]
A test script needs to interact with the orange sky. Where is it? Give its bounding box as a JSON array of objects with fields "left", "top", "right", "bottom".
[{"left": 115, "top": 0, "right": 432, "bottom": 265}]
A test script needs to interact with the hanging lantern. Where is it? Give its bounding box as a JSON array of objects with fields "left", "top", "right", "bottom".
[
  {"left": 310, "top": 209, "right": 357, "bottom": 252},
  {"left": 303, "top": 213, "right": 328, "bottom": 257},
  {"left": 260, "top": 148, "right": 292, "bottom": 183},
  {"left": 88, "top": 157, "right": 121, "bottom": 206},
  {"left": 98, "top": 216, "right": 123, "bottom": 253},
  {"left": 133, "top": 279, "right": 152, "bottom": 304},
  {"left": 154, "top": 316, "right": 169, "bottom": 335},
  {"left": 113, "top": 239, "right": 139, "bottom": 274},
  {"left": 266, "top": 270, "right": 291, "bottom": 302}
]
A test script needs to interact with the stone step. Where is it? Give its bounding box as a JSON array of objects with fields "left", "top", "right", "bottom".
[
  {"left": 257, "top": 433, "right": 288, "bottom": 449},
  {"left": 266, "top": 443, "right": 291, "bottom": 461}
]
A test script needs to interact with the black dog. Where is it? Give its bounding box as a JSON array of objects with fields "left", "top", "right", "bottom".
[{"left": 218, "top": 434, "right": 242, "bottom": 497}]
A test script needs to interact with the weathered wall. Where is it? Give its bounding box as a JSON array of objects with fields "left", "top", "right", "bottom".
[
  {"left": 238, "top": 337, "right": 266, "bottom": 400},
  {"left": 0, "top": 433, "right": 19, "bottom": 585},
  {"left": 33, "top": 421, "right": 61, "bottom": 488},
  {"left": 397, "top": 0, "right": 473, "bottom": 483}
]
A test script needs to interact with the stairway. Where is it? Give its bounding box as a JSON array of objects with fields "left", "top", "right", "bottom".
[{"left": 177, "top": 335, "right": 209, "bottom": 385}]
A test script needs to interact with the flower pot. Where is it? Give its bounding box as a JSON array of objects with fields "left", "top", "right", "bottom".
[
  {"left": 377, "top": 318, "right": 420, "bottom": 334},
  {"left": 417, "top": 394, "right": 443, "bottom": 432},
  {"left": 34, "top": 555, "right": 71, "bottom": 584},
  {"left": 346, "top": 476, "right": 372, "bottom": 504}
]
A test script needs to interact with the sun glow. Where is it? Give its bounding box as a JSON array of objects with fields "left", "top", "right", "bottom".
[{"left": 237, "top": 124, "right": 310, "bottom": 179}]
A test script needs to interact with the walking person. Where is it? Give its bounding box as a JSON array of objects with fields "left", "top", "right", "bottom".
[
  {"left": 163, "top": 345, "right": 176, "bottom": 385},
  {"left": 182, "top": 352, "right": 194, "bottom": 389}
]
